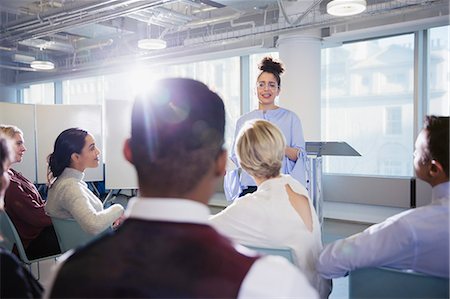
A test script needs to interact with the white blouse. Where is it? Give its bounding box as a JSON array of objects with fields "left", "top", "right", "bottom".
[{"left": 210, "top": 174, "right": 331, "bottom": 298}]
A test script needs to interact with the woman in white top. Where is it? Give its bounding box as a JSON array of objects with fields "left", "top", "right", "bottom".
[
  {"left": 210, "top": 120, "right": 331, "bottom": 298},
  {"left": 45, "top": 128, "right": 124, "bottom": 235}
]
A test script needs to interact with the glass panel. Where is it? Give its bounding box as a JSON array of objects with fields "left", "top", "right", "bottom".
[
  {"left": 23, "top": 83, "right": 54, "bottom": 104},
  {"left": 102, "top": 57, "right": 240, "bottom": 152},
  {"left": 321, "top": 34, "right": 415, "bottom": 177},
  {"left": 62, "top": 76, "right": 104, "bottom": 104},
  {"left": 249, "top": 52, "right": 279, "bottom": 111},
  {"left": 428, "top": 25, "right": 450, "bottom": 116}
]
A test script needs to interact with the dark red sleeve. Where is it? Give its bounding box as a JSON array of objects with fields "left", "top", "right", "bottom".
[{"left": 4, "top": 170, "right": 52, "bottom": 228}]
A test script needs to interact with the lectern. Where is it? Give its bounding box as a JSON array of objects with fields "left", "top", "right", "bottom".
[{"left": 305, "top": 142, "right": 361, "bottom": 225}]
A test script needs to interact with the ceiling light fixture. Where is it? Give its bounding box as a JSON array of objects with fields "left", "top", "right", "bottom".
[
  {"left": 137, "top": 38, "right": 167, "bottom": 50},
  {"left": 327, "top": 0, "right": 367, "bottom": 16},
  {"left": 30, "top": 60, "right": 55, "bottom": 70}
]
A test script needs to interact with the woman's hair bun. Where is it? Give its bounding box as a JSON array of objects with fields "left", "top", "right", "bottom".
[{"left": 259, "top": 56, "right": 284, "bottom": 75}]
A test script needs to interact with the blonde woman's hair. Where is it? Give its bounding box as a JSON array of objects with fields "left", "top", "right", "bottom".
[
  {"left": 0, "top": 133, "right": 13, "bottom": 190},
  {"left": 0, "top": 125, "right": 23, "bottom": 138},
  {"left": 236, "top": 120, "right": 285, "bottom": 179}
]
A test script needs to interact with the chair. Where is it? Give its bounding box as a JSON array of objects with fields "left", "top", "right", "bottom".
[
  {"left": 0, "top": 210, "right": 60, "bottom": 279},
  {"left": 349, "top": 267, "right": 449, "bottom": 299},
  {"left": 243, "top": 244, "right": 296, "bottom": 264},
  {"left": 51, "top": 217, "right": 97, "bottom": 253}
]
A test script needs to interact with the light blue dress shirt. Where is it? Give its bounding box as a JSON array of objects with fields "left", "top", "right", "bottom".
[
  {"left": 224, "top": 107, "right": 307, "bottom": 201},
  {"left": 317, "top": 181, "right": 450, "bottom": 279}
]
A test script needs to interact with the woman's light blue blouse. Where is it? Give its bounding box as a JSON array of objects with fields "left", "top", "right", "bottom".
[{"left": 224, "top": 107, "right": 307, "bottom": 201}]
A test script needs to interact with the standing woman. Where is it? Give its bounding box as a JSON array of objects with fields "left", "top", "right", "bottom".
[
  {"left": 224, "top": 57, "right": 307, "bottom": 201},
  {"left": 0, "top": 125, "right": 60, "bottom": 259},
  {"left": 45, "top": 128, "right": 124, "bottom": 235}
]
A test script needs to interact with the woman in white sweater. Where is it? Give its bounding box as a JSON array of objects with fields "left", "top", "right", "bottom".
[
  {"left": 210, "top": 120, "right": 331, "bottom": 298},
  {"left": 45, "top": 128, "right": 124, "bottom": 235}
]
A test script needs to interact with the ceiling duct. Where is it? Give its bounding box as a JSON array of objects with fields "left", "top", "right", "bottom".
[{"left": 0, "top": 0, "right": 180, "bottom": 43}]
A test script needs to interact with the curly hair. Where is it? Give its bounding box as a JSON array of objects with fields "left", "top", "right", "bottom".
[{"left": 258, "top": 56, "right": 285, "bottom": 87}]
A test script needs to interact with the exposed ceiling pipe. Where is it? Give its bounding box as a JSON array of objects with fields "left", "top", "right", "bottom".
[
  {"left": 277, "top": 0, "right": 323, "bottom": 27},
  {"left": 154, "top": 7, "right": 196, "bottom": 22},
  {"left": 75, "top": 39, "right": 114, "bottom": 52},
  {"left": 0, "top": 64, "right": 36, "bottom": 72},
  {"left": 127, "top": 13, "right": 177, "bottom": 28},
  {"left": 4, "top": 0, "right": 123, "bottom": 31},
  {"left": 0, "top": 46, "right": 16, "bottom": 51},
  {"left": 136, "top": 10, "right": 188, "bottom": 26},
  {"left": 1, "top": 0, "right": 179, "bottom": 43},
  {"left": 185, "top": 12, "right": 242, "bottom": 28}
]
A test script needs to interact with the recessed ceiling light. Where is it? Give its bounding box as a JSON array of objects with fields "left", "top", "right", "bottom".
[
  {"left": 30, "top": 60, "right": 55, "bottom": 70},
  {"left": 137, "top": 38, "right": 167, "bottom": 50},
  {"left": 327, "top": 0, "right": 367, "bottom": 16}
]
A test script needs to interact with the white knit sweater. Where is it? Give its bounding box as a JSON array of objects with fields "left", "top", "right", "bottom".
[{"left": 45, "top": 168, "right": 123, "bottom": 234}]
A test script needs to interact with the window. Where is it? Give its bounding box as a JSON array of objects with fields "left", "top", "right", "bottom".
[
  {"left": 385, "top": 107, "right": 402, "bottom": 135},
  {"left": 321, "top": 34, "right": 415, "bottom": 177},
  {"left": 23, "top": 83, "right": 54, "bottom": 104},
  {"left": 100, "top": 57, "right": 240, "bottom": 151},
  {"left": 62, "top": 76, "right": 105, "bottom": 104},
  {"left": 428, "top": 25, "right": 450, "bottom": 116}
]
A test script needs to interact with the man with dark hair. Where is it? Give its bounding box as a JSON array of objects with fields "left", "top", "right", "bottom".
[
  {"left": 47, "top": 78, "right": 317, "bottom": 298},
  {"left": 317, "top": 116, "right": 449, "bottom": 279}
]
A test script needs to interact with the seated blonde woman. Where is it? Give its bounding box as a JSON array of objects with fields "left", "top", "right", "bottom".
[{"left": 210, "top": 120, "right": 331, "bottom": 298}]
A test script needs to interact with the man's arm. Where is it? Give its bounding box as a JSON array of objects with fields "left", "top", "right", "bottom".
[{"left": 317, "top": 215, "right": 415, "bottom": 279}]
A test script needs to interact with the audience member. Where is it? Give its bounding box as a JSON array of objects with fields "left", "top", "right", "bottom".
[
  {"left": 45, "top": 128, "right": 124, "bottom": 234},
  {"left": 211, "top": 120, "right": 331, "bottom": 298},
  {"left": 46, "top": 78, "right": 318, "bottom": 298},
  {"left": 0, "top": 125, "right": 60, "bottom": 259},
  {"left": 317, "top": 115, "right": 449, "bottom": 279},
  {"left": 0, "top": 134, "right": 43, "bottom": 298}
]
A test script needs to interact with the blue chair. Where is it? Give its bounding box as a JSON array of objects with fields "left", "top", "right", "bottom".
[
  {"left": 349, "top": 267, "right": 449, "bottom": 299},
  {"left": 51, "top": 217, "right": 97, "bottom": 253},
  {"left": 0, "top": 210, "right": 60, "bottom": 279},
  {"left": 243, "top": 244, "right": 296, "bottom": 264}
]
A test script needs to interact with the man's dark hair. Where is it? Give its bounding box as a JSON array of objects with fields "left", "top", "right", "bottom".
[
  {"left": 130, "top": 78, "right": 225, "bottom": 194},
  {"left": 424, "top": 115, "right": 449, "bottom": 177}
]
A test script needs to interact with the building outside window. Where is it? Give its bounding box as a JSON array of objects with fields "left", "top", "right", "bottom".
[
  {"left": 62, "top": 76, "right": 105, "bottom": 105},
  {"left": 428, "top": 25, "right": 449, "bottom": 116},
  {"left": 23, "top": 82, "right": 54, "bottom": 104},
  {"left": 385, "top": 106, "right": 402, "bottom": 135},
  {"left": 321, "top": 34, "right": 415, "bottom": 177}
]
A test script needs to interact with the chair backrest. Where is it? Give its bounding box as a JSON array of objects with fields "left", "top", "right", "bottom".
[
  {"left": 0, "top": 210, "right": 35, "bottom": 264},
  {"left": 349, "top": 267, "right": 450, "bottom": 299},
  {"left": 243, "top": 244, "right": 296, "bottom": 264},
  {"left": 1, "top": 211, "right": 60, "bottom": 267},
  {"left": 51, "top": 217, "right": 96, "bottom": 253}
]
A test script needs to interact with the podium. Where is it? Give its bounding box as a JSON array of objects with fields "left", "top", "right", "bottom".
[{"left": 305, "top": 142, "right": 361, "bottom": 225}]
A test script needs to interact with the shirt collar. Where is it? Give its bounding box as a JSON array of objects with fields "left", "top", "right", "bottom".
[
  {"left": 60, "top": 167, "right": 84, "bottom": 180},
  {"left": 432, "top": 181, "right": 450, "bottom": 202},
  {"left": 125, "top": 197, "right": 210, "bottom": 224}
]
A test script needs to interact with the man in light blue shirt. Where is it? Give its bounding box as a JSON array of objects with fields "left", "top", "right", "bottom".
[{"left": 317, "top": 115, "right": 449, "bottom": 279}]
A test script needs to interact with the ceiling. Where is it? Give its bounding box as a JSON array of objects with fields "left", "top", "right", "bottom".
[{"left": 0, "top": 0, "right": 448, "bottom": 84}]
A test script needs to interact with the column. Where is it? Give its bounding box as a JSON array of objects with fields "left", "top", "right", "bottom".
[{"left": 277, "top": 30, "right": 321, "bottom": 141}]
